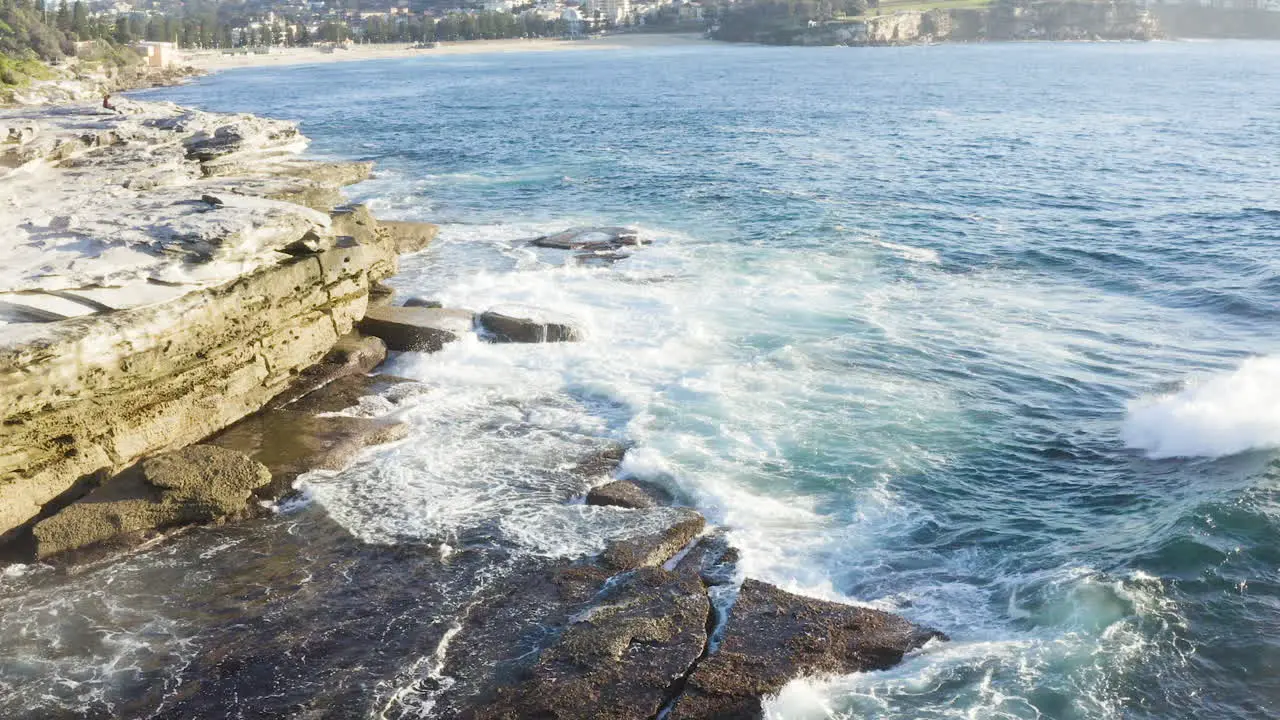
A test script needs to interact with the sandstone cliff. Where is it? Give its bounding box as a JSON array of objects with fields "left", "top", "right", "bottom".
[{"left": 0, "top": 100, "right": 419, "bottom": 540}]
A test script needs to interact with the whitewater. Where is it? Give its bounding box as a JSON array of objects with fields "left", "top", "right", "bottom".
[{"left": 3, "top": 39, "right": 1280, "bottom": 719}]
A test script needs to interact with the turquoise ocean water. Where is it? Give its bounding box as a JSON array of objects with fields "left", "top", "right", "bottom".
[{"left": 3, "top": 39, "right": 1280, "bottom": 719}]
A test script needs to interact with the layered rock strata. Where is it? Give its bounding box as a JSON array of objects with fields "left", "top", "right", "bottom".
[{"left": 0, "top": 100, "right": 437, "bottom": 541}]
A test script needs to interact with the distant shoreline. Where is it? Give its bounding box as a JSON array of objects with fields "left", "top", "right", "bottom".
[{"left": 182, "top": 33, "right": 713, "bottom": 73}]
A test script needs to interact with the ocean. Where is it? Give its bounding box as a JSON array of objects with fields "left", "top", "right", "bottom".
[{"left": 3, "top": 39, "right": 1280, "bottom": 719}]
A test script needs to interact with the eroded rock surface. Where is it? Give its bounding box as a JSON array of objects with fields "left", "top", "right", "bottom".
[
  {"left": 207, "top": 410, "right": 408, "bottom": 501},
  {"left": 31, "top": 445, "right": 270, "bottom": 559}
]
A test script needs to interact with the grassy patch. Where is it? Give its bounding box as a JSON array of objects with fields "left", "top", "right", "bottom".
[{"left": 0, "top": 52, "right": 55, "bottom": 87}]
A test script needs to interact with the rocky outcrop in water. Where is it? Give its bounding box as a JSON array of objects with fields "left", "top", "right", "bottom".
[
  {"left": 670, "top": 579, "right": 947, "bottom": 718},
  {"left": 532, "top": 226, "right": 645, "bottom": 251},
  {"left": 586, "top": 479, "right": 671, "bottom": 509},
  {"left": 359, "top": 305, "right": 476, "bottom": 351},
  {"left": 480, "top": 306, "right": 585, "bottom": 343}
]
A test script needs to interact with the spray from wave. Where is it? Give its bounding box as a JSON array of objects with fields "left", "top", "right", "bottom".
[{"left": 1122, "top": 355, "right": 1280, "bottom": 459}]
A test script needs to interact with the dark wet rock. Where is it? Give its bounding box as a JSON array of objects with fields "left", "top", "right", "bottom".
[
  {"left": 479, "top": 307, "right": 584, "bottom": 343},
  {"left": 574, "top": 250, "right": 632, "bottom": 267},
  {"left": 267, "top": 331, "right": 387, "bottom": 409},
  {"left": 601, "top": 508, "right": 705, "bottom": 572},
  {"left": 31, "top": 446, "right": 271, "bottom": 559},
  {"left": 475, "top": 566, "right": 710, "bottom": 720},
  {"left": 285, "top": 373, "right": 418, "bottom": 415},
  {"left": 132, "top": 508, "right": 481, "bottom": 720},
  {"left": 586, "top": 480, "right": 672, "bottom": 510},
  {"left": 380, "top": 219, "right": 439, "bottom": 254},
  {"left": 674, "top": 532, "right": 740, "bottom": 587},
  {"left": 368, "top": 281, "right": 396, "bottom": 307},
  {"left": 669, "top": 579, "right": 946, "bottom": 719},
  {"left": 206, "top": 409, "right": 408, "bottom": 500},
  {"left": 531, "top": 226, "right": 646, "bottom": 251},
  {"left": 358, "top": 305, "right": 475, "bottom": 352},
  {"left": 427, "top": 508, "right": 712, "bottom": 719},
  {"left": 403, "top": 296, "right": 444, "bottom": 309},
  {"left": 570, "top": 442, "right": 629, "bottom": 481}
]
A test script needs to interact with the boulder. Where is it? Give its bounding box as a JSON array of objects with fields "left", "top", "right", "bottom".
[
  {"left": 31, "top": 445, "right": 271, "bottom": 559},
  {"left": 531, "top": 227, "right": 645, "bottom": 251},
  {"left": 669, "top": 579, "right": 946, "bottom": 719},
  {"left": 601, "top": 508, "right": 705, "bottom": 572},
  {"left": 479, "top": 307, "right": 584, "bottom": 343},
  {"left": 586, "top": 480, "right": 672, "bottom": 510},
  {"left": 358, "top": 305, "right": 475, "bottom": 352},
  {"left": 380, "top": 220, "right": 439, "bottom": 254}
]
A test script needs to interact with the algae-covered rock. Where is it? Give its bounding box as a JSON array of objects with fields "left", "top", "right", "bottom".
[{"left": 31, "top": 445, "right": 271, "bottom": 559}]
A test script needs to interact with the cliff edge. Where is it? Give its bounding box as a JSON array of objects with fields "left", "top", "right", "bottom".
[{"left": 0, "top": 98, "right": 415, "bottom": 540}]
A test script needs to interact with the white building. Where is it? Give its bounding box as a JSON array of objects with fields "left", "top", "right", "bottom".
[
  {"left": 136, "top": 41, "right": 177, "bottom": 67},
  {"left": 588, "top": 0, "right": 631, "bottom": 23}
]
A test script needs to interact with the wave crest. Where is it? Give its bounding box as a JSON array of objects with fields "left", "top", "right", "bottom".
[{"left": 1122, "top": 356, "right": 1280, "bottom": 459}]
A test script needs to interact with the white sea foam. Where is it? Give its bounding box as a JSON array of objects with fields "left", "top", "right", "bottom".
[{"left": 1122, "top": 355, "right": 1280, "bottom": 459}]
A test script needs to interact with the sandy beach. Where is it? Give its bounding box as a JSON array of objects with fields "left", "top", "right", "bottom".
[{"left": 182, "top": 33, "right": 713, "bottom": 72}]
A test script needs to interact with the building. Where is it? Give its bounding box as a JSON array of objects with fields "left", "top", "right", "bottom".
[
  {"left": 561, "top": 6, "right": 584, "bottom": 36},
  {"left": 137, "top": 41, "right": 177, "bottom": 68},
  {"left": 588, "top": 0, "right": 631, "bottom": 23}
]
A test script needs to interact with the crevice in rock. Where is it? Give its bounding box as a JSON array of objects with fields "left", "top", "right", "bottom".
[{"left": 651, "top": 579, "right": 728, "bottom": 720}]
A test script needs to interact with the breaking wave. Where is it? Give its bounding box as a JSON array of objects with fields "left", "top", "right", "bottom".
[{"left": 1122, "top": 356, "right": 1280, "bottom": 459}]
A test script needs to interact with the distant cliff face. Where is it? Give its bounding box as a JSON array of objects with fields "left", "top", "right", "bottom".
[{"left": 756, "top": 1, "right": 1161, "bottom": 46}]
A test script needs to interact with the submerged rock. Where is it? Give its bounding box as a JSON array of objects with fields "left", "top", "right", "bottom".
[
  {"left": 358, "top": 305, "right": 475, "bottom": 352},
  {"left": 669, "top": 579, "right": 946, "bottom": 719},
  {"left": 479, "top": 307, "right": 584, "bottom": 343},
  {"left": 403, "top": 296, "right": 443, "bottom": 309},
  {"left": 531, "top": 226, "right": 645, "bottom": 251},
  {"left": 571, "top": 442, "right": 629, "bottom": 481},
  {"left": 31, "top": 446, "right": 271, "bottom": 559},
  {"left": 284, "top": 373, "right": 418, "bottom": 415}
]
